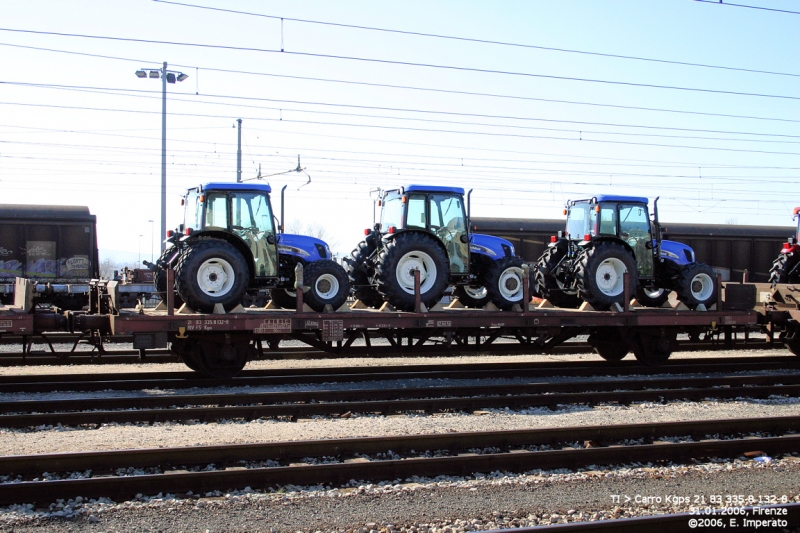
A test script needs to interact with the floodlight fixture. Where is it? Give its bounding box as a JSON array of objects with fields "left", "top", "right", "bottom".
[
  {"left": 176, "top": 73, "right": 188, "bottom": 82},
  {"left": 166, "top": 73, "right": 176, "bottom": 84},
  {"left": 135, "top": 69, "right": 147, "bottom": 78},
  {"left": 149, "top": 70, "right": 160, "bottom": 78}
]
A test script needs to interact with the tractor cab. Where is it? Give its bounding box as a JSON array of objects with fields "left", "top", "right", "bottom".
[
  {"left": 565, "top": 195, "right": 655, "bottom": 279},
  {"left": 181, "top": 182, "right": 279, "bottom": 280},
  {"left": 378, "top": 185, "right": 470, "bottom": 275}
]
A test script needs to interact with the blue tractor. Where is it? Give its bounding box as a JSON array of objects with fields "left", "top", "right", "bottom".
[
  {"left": 153, "top": 182, "right": 350, "bottom": 315},
  {"left": 534, "top": 195, "right": 717, "bottom": 312},
  {"left": 345, "top": 185, "right": 526, "bottom": 312}
]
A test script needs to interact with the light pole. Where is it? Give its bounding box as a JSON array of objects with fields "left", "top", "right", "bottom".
[
  {"left": 148, "top": 219, "right": 154, "bottom": 262},
  {"left": 135, "top": 63, "right": 188, "bottom": 253},
  {"left": 138, "top": 234, "right": 143, "bottom": 266}
]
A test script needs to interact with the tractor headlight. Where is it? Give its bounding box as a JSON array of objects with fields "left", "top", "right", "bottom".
[{"left": 660, "top": 249, "right": 680, "bottom": 260}]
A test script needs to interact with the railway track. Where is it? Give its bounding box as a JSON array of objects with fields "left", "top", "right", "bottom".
[
  {"left": 1, "top": 416, "right": 798, "bottom": 506},
  {"left": 1, "top": 373, "right": 799, "bottom": 428},
  {"left": 1, "top": 355, "right": 797, "bottom": 394}
]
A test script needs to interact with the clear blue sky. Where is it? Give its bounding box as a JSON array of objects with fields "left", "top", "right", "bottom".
[{"left": 2, "top": 0, "right": 799, "bottom": 261}]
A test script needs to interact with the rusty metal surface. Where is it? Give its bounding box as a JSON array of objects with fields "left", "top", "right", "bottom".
[
  {"left": 0, "top": 416, "right": 798, "bottom": 506},
  {"left": 1, "top": 374, "right": 798, "bottom": 428}
]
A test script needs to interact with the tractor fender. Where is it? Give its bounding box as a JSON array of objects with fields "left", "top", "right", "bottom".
[
  {"left": 278, "top": 233, "right": 331, "bottom": 261},
  {"left": 182, "top": 231, "right": 256, "bottom": 282},
  {"left": 660, "top": 239, "right": 695, "bottom": 267},
  {"left": 470, "top": 233, "right": 515, "bottom": 259}
]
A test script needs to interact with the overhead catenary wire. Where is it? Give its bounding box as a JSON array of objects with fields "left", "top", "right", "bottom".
[{"left": 1, "top": 27, "right": 800, "bottom": 102}]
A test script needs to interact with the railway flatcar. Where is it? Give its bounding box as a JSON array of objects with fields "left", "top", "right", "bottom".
[
  {"left": 0, "top": 204, "right": 99, "bottom": 309},
  {"left": 472, "top": 217, "right": 791, "bottom": 283}
]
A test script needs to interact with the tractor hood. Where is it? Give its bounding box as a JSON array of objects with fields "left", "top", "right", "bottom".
[
  {"left": 469, "top": 233, "right": 515, "bottom": 258},
  {"left": 278, "top": 233, "right": 331, "bottom": 260},
  {"left": 659, "top": 239, "right": 695, "bottom": 266}
]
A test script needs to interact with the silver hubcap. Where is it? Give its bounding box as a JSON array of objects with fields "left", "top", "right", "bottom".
[
  {"left": 314, "top": 273, "right": 340, "bottom": 300},
  {"left": 464, "top": 285, "right": 487, "bottom": 299},
  {"left": 395, "top": 251, "right": 438, "bottom": 295},
  {"left": 595, "top": 258, "right": 626, "bottom": 296},
  {"left": 691, "top": 273, "right": 714, "bottom": 301},
  {"left": 196, "top": 258, "right": 235, "bottom": 297},
  {"left": 498, "top": 266, "right": 524, "bottom": 301}
]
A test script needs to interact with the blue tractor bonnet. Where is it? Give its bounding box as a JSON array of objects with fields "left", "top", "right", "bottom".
[
  {"left": 278, "top": 233, "right": 330, "bottom": 260},
  {"left": 200, "top": 182, "right": 272, "bottom": 193},
  {"left": 660, "top": 239, "right": 695, "bottom": 266},
  {"left": 469, "top": 233, "right": 515, "bottom": 258}
]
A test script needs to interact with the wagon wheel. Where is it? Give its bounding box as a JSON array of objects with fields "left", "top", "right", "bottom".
[
  {"left": 194, "top": 339, "right": 254, "bottom": 379},
  {"left": 587, "top": 328, "right": 630, "bottom": 362},
  {"left": 631, "top": 329, "right": 677, "bottom": 366},
  {"left": 170, "top": 338, "right": 202, "bottom": 372}
]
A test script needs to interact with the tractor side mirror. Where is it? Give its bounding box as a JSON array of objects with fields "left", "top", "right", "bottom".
[
  {"left": 645, "top": 241, "right": 654, "bottom": 250},
  {"left": 266, "top": 235, "right": 276, "bottom": 245},
  {"left": 460, "top": 234, "right": 468, "bottom": 243}
]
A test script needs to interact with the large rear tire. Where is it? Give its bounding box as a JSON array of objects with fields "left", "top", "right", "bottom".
[
  {"left": 175, "top": 240, "right": 250, "bottom": 313},
  {"left": 344, "top": 241, "right": 384, "bottom": 308},
  {"left": 153, "top": 247, "right": 184, "bottom": 308},
  {"left": 533, "top": 246, "right": 581, "bottom": 308},
  {"left": 676, "top": 262, "right": 717, "bottom": 309},
  {"left": 375, "top": 233, "right": 450, "bottom": 312},
  {"left": 303, "top": 259, "right": 351, "bottom": 311},
  {"left": 575, "top": 242, "right": 638, "bottom": 310},
  {"left": 484, "top": 256, "right": 526, "bottom": 310}
]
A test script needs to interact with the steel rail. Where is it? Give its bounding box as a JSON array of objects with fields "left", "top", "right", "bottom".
[
  {"left": 0, "top": 416, "right": 798, "bottom": 505},
  {"left": 0, "top": 356, "right": 797, "bottom": 394},
  {"left": 1, "top": 374, "right": 799, "bottom": 428}
]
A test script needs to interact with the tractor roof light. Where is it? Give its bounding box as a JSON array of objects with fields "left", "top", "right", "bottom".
[
  {"left": 595, "top": 205, "right": 601, "bottom": 212},
  {"left": 550, "top": 235, "right": 557, "bottom": 243},
  {"left": 583, "top": 234, "right": 591, "bottom": 241},
  {"left": 364, "top": 228, "right": 370, "bottom": 235},
  {"left": 184, "top": 228, "right": 193, "bottom": 236},
  {"left": 166, "top": 230, "right": 174, "bottom": 238},
  {"left": 388, "top": 226, "right": 396, "bottom": 234}
]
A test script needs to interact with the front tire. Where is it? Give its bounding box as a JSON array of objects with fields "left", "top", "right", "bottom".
[
  {"left": 303, "top": 259, "right": 350, "bottom": 311},
  {"left": 375, "top": 233, "right": 450, "bottom": 312},
  {"left": 533, "top": 246, "right": 581, "bottom": 308},
  {"left": 769, "top": 253, "right": 800, "bottom": 286},
  {"left": 484, "top": 256, "right": 526, "bottom": 310},
  {"left": 575, "top": 242, "right": 638, "bottom": 310},
  {"left": 175, "top": 240, "right": 250, "bottom": 313},
  {"left": 676, "top": 262, "right": 717, "bottom": 309}
]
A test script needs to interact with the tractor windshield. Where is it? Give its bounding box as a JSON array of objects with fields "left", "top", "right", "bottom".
[
  {"left": 566, "top": 203, "right": 595, "bottom": 238},
  {"left": 430, "top": 193, "right": 468, "bottom": 274},
  {"left": 184, "top": 189, "right": 202, "bottom": 231},
  {"left": 381, "top": 193, "right": 403, "bottom": 230}
]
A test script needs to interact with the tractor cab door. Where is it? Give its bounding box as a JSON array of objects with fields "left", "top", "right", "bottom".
[
  {"left": 618, "top": 203, "right": 653, "bottom": 278},
  {"left": 428, "top": 194, "right": 468, "bottom": 274},
  {"left": 228, "top": 192, "right": 279, "bottom": 278}
]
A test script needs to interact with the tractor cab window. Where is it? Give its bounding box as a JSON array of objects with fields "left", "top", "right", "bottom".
[
  {"left": 406, "top": 195, "right": 427, "bottom": 229},
  {"left": 430, "top": 193, "right": 468, "bottom": 274},
  {"left": 204, "top": 193, "right": 229, "bottom": 229},
  {"left": 381, "top": 193, "right": 403, "bottom": 231},
  {"left": 230, "top": 191, "right": 278, "bottom": 278},
  {"left": 566, "top": 203, "right": 594, "bottom": 238},
  {"left": 619, "top": 203, "right": 653, "bottom": 277},
  {"left": 184, "top": 189, "right": 202, "bottom": 231},
  {"left": 598, "top": 205, "right": 617, "bottom": 236}
]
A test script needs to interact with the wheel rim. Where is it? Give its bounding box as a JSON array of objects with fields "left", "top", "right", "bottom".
[
  {"left": 395, "top": 251, "right": 438, "bottom": 295},
  {"left": 314, "top": 273, "right": 340, "bottom": 300},
  {"left": 594, "top": 258, "right": 626, "bottom": 296},
  {"left": 497, "top": 266, "right": 524, "bottom": 301},
  {"left": 196, "top": 258, "right": 236, "bottom": 297},
  {"left": 690, "top": 273, "right": 714, "bottom": 301},
  {"left": 643, "top": 287, "right": 665, "bottom": 299},
  {"left": 464, "top": 285, "right": 487, "bottom": 299}
]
